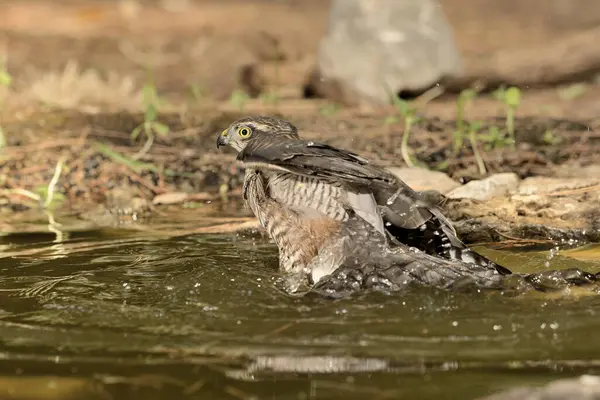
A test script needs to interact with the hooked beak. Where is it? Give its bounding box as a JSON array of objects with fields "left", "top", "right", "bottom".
[{"left": 216, "top": 130, "right": 229, "bottom": 149}]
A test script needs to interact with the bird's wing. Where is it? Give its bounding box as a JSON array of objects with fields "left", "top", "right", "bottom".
[
  {"left": 239, "top": 136, "right": 511, "bottom": 275},
  {"left": 238, "top": 136, "right": 432, "bottom": 229},
  {"left": 238, "top": 136, "right": 395, "bottom": 186}
]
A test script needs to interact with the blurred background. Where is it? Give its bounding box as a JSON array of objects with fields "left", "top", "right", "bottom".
[{"left": 2, "top": 0, "right": 600, "bottom": 119}]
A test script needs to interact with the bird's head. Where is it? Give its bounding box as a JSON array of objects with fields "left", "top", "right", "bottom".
[{"left": 216, "top": 116, "right": 299, "bottom": 152}]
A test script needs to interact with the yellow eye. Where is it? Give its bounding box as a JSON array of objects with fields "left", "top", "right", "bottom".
[{"left": 237, "top": 127, "right": 252, "bottom": 138}]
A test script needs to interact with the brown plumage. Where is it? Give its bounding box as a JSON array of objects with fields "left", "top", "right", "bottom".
[
  {"left": 217, "top": 116, "right": 599, "bottom": 295},
  {"left": 242, "top": 169, "right": 342, "bottom": 280}
]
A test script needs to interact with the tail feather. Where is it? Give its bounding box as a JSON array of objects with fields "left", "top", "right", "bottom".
[{"left": 385, "top": 215, "right": 512, "bottom": 276}]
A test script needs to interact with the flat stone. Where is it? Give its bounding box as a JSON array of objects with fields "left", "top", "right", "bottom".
[
  {"left": 314, "top": 0, "right": 462, "bottom": 105},
  {"left": 518, "top": 176, "right": 600, "bottom": 196},
  {"left": 477, "top": 375, "right": 600, "bottom": 400},
  {"left": 152, "top": 192, "right": 190, "bottom": 206},
  {"left": 445, "top": 185, "right": 600, "bottom": 244},
  {"left": 387, "top": 167, "right": 460, "bottom": 193},
  {"left": 447, "top": 173, "right": 520, "bottom": 201}
]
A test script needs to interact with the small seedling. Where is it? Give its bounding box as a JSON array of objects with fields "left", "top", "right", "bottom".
[
  {"left": 558, "top": 83, "right": 587, "bottom": 100},
  {"left": 0, "top": 60, "right": 11, "bottom": 87},
  {"left": 0, "top": 59, "right": 11, "bottom": 149},
  {"left": 542, "top": 129, "right": 562, "bottom": 145},
  {"left": 434, "top": 159, "right": 449, "bottom": 171},
  {"left": 131, "top": 81, "right": 170, "bottom": 160},
  {"left": 229, "top": 89, "right": 250, "bottom": 112},
  {"left": 491, "top": 84, "right": 507, "bottom": 102},
  {"left": 384, "top": 115, "right": 400, "bottom": 125},
  {"left": 504, "top": 86, "right": 520, "bottom": 148},
  {"left": 481, "top": 125, "right": 508, "bottom": 150},
  {"left": 493, "top": 85, "right": 521, "bottom": 149},
  {"left": 318, "top": 102, "right": 341, "bottom": 117},
  {"left": 259, "top": 89, "right": 281, "bottom": 106},
  {"left": 467, "top": 121, "right": 486, "bottom": 175},
  {"left": 392, "top": 97, "right": 420, "bottom": 168},
  {"left": 189, "top": 83, "right": 208, "bottom": 104}
]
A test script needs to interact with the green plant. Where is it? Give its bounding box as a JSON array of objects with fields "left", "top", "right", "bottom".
[
  {"left": 0, "top": 127, "right": 5, "bottom": 150},
  {"left": 0, "top": 61, "right": 11, "bottom": 87},
  {"left": 453, "top": 88, "right": 478, "bottom": 154},
  {"left": 504, "top": 87, "right": 521, "bottom": 148},
  {"left": 189, "top": 83, "right": 208, "bottom": 104},
  {"left": 229, "top": 89, "right": 250, "bottom": 111},
  {"left": 259, "top": 89, "right": 280, "bottom": 106},
  {"left": 0, "top": 59, "right": 11, "bottom": 150},
  {"left": 542, "top": 129, "right": 562, "bottom": 145},
  {"left": 558, "top": 83, "right": 587, "bottom": 100},
  {"left": 480, "top": 125, "right": 507, "bottom": 150},
  {"left": 392, "top": 97, "right": 420, "bottom": 168},
  {"left": 318, "top": 102, "right": 341, "bottom": 116},
  {"left": 131, "top": 81, "right": 169, "bottom": 160},
  {"left": 383, "top": 115, "right": 400, "bottom": 125},
  {"left": 493, "top": 85, "right": 521, "bottom": 149},
  {"left": 467, "top": 121, "right": 486, "bottom": 175},
  {"left": 491, "top": 84, "right": 507, "bottom": 102}
]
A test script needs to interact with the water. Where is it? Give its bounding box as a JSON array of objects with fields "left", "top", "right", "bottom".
[{"left": 1, "top": 211, "right": 600, "bottom": 400}]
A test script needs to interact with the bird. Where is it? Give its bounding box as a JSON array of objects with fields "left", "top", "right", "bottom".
[{"left": 216, "top": 116, "right": 598, "bottom": 295}]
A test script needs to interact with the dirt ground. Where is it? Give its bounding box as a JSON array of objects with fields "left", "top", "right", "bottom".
[{"left": 1, "top": 0, "right": 600, "bottom": 242}]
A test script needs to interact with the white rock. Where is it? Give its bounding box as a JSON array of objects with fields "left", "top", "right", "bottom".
[
  {"left": 447, "top": 173, "right": 520, "bottom": 201},
  {"left": 316, "top": 0, "right": 462, "bottom": 105},
  {"left": 387, "top": 167, "right": 460, "bottom": 193}
]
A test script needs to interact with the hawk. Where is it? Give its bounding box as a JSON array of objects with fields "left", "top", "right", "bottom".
[{"left": 217, "top": 116, "right": 597, "bottom": 296}]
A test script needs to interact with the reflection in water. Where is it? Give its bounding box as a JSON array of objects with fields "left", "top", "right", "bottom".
[{"left": 0, "top": 223, "right": 599, "bottom": 399}]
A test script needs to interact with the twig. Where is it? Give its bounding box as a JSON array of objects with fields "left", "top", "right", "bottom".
[
  {"left": 489, "top": 228, "right": 554, "bottom": 244},
  {"left": 44, "top": 157, "right": 65, "bottom": 208},
  {"left": 547, "top": 184, "right": 600, "bottom": 197},
  {"left": 469, "top": 128, "right": 487, "bottom": 175},
  {"left": 0, "top": 188, "right": 41, "bottom": 202},
  {"left": 400, "top": 116, "right": 415, "bottom": 167},
  {"left": 131, "top": 133, "right": 154, "bottom": 161},
  {"left": 2, "top": 139, "right": 80, "bottom": 154}
]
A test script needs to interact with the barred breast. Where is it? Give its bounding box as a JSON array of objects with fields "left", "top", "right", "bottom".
[
  {"left": 266, "top": 172, "right": 350, "bottom": 221},
  {"left": 243, "top": 169, "right": 342, "bottom": 276}
]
